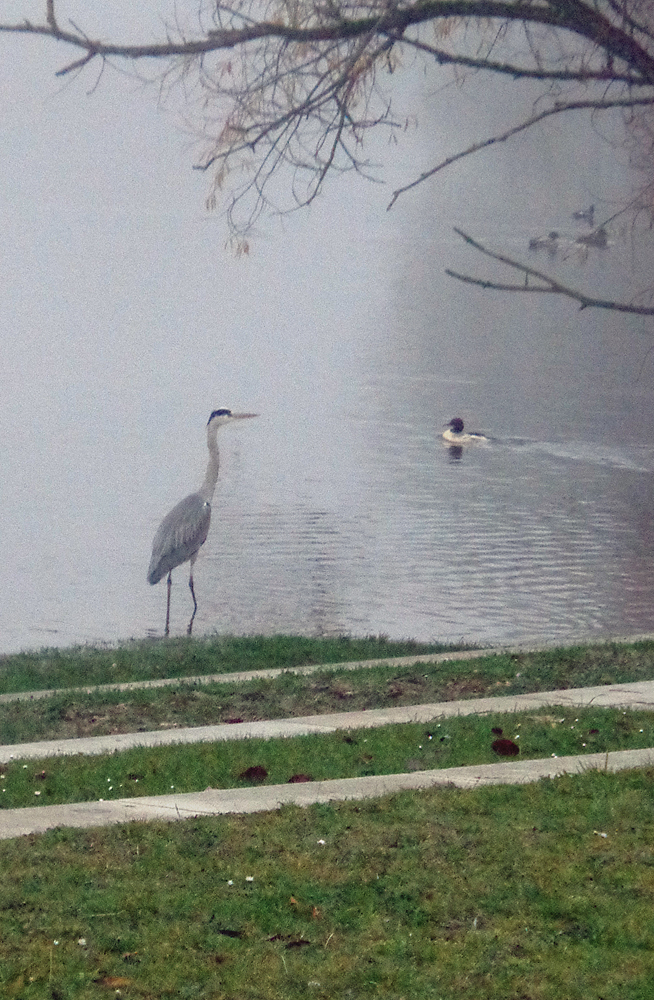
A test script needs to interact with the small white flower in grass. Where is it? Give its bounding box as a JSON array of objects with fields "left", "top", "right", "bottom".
[
  {"left": 582, "top": 743, "right": 587, "bottom": 747},
  {"left": 227, "top": 880, "right": 234, "bottom": 886},
  {"left": 53, "top": 941, "right": 59, "bottom": 946},
  {"left": 317, "top": 839, "right": 326, "bottom": 845},
  {"left": 418, "top": 745, "right": 422, "bottom": 750},
  {"left": 34, "top": 791, "right": 40, "bottom": 796},
  {"left": 78, "top": 939, "right": 86, "bottom": 947},
  {"left": 245, "top": 876, "right": 254, "bottom": 882},
  {"left": 23, "top": 765, "right": 27, "bottom": 769},
  {"left": 551, "top": 754, "right": 558, "bottom": 758}
]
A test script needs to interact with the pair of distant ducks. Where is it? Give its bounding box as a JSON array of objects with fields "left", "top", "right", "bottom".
[{"left": 442, "top": 417, "right": 487, "bottom": 445}]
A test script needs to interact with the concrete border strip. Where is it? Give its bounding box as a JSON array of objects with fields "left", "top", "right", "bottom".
[
  {"left": 3, "top": 678, "right": 654, "bottom": 764},
  {"left": 1, "top": 747, "right": 653, "bottom": 840},
  {"left": 3, "top": 632, "right": 654, "bottom": 705}
]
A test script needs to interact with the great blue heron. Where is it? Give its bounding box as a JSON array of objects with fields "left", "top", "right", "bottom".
[{"left": 147, "top": 408, "right": 257, "bottom": 636}]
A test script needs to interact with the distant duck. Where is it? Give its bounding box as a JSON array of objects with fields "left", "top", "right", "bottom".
[
  {"left": 572, "top": 205, "right": 594, "bottom": 224},
  {"left": 528, "top": 231, "right": 559, "bottom": 250},
  {"left": 576, "top": 226, "right": 608, "bottom": 248},
  {"left": 442, "top": 417, "right": 488, "bottom": 445}
]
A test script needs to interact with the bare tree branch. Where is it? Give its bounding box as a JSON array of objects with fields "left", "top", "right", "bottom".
[
  {"left": 4, "top": 2, "right": 654, "bottom": 240},
  {"left": 388, "top": 95, "right": 654, "bottom": 210},
  {"left": 447, "top": 228, "right": 654, "bottom": 315}
]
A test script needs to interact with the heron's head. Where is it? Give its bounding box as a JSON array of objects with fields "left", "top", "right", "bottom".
[
  {"left": 446, "top": 417, "right": 464, "bottom": 434},
  {"left": 207, "top": 408, "right": 258, "bottom": 429}
]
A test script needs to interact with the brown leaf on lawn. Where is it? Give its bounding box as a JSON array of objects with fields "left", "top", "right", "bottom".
[
  {"left": 492, "top": 738, "right": 520, "bottom": 756},
  {"left": 288, "top": 773, "right": 313, "bottom": 783},
  {"left": 239, "top": 765, "right": 268, "bottom": 782}
]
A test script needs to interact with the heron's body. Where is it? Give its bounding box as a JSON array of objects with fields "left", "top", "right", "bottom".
[
  {"left": 442, "top": 417, "right": 487, "bottom": 445},
  {"left": 148, "top": 408, "right": 257, "bottom": 635},
  {"left": 147, "top": 493, "right": 212, "bottom": 586}
]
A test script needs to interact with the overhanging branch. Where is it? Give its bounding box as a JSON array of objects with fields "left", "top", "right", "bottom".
[{"left": 447, "top": 228, "right": 654, "bottom": 316}]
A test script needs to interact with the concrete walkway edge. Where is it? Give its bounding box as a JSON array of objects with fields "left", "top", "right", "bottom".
[
  {"left": 1, "top": 747, "right": 653, "bottom": 840},
  {"left": 3, "top": 631, "right": 654, "bottom": 705},
  {"left": 3, "top": 678, "right": 654, "bottom": 764}
]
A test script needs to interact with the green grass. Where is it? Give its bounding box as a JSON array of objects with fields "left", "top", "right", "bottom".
[
  {"left": 2, "top": 707, "right": 653, "bottom": 810},
  {"left": 2, "top": 638, "right": 654, "bottom": 745},
  {"left": 2, "top": 768, "right": 654, "bottom": 999},
  {"left": 0, "top": 635, "right": 454, "bottom": 695}
]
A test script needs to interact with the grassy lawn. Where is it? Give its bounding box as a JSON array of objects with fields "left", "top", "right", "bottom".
[
  {"left": 1, "top": 768, "right": 653, "bottom": 999},
  {"left": 1, "top": 707, "right": 653, "bottom": 809},
  {"left": 0, "top": 635, "right": 454, "bottom": 695},
  {"left": 2, "top": 635, "right": 654, "bottom": 997},
  {"left": 1, "top": 638, "right": 654, "bottom": 745}
]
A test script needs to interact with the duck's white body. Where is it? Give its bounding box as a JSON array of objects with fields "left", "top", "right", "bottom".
[{"left": 442, "top": 418, "right": 487, "bottom": 445}]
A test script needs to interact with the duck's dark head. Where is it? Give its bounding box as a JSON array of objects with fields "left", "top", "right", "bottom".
[{"left": 447, "top": 417, "right": 465, "bottom": 434}]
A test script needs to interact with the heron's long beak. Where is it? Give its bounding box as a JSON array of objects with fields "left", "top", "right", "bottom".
[{"left": 231, "top": 413, "right": 258, "bottom": 420}]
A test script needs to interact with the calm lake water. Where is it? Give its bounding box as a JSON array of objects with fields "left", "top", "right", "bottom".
[{"left": 1, "top": 44, "right": 653, "bottom": 654}]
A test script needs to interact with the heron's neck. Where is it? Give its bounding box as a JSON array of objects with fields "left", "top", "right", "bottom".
[{"left": 199, "top": 426, "right": 220, "bottom": 501}]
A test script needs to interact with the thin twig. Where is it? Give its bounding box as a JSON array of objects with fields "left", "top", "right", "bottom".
[{"left": 447, "top": 228, "right": 654, "bottom": 316}]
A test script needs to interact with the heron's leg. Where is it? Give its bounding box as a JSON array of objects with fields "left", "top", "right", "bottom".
[
  {"left": 165, "top": 571, "right": 172, "bottom": 637},
  {"left": 187, "top": 557, "right": 198, "bottom": 636}
]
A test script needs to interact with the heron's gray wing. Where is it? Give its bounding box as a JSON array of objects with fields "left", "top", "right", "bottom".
[{"left": 147, "top": 492, "right": 212, "bottom": 584}]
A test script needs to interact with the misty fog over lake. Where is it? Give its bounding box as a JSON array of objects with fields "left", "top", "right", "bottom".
[{"left": 1, "top": 5, "right": 654, "bottom": 654}]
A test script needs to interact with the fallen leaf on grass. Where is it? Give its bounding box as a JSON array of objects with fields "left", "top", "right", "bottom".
[
  {"left": 288, "top": 773, "right": 313, "bottom": 783},
  {"left": 492, "top": 738, "right": 520, "bottom": 756},
  {"left": 239, "top": 765, "right": 268, "bottom": 782},
  {"left": 97, "top": 977, "right": 132, "bottom": 988}
]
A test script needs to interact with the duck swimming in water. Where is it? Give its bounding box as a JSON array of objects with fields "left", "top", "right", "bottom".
[
  {"left": 442, "top": 417, "right": 488, "bottom": 444},
  {"left": 572, "top": 204, "right": 594, "bottom": 224}
]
